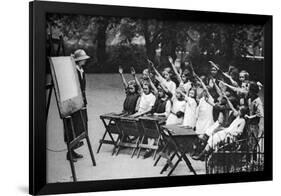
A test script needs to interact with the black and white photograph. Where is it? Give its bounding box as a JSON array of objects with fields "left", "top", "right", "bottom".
[{"left": 46, "top": 11, "right": 267, "bottom": 183}]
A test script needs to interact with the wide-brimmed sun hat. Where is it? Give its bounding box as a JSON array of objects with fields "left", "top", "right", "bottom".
[{"left": 72, "top": 49, "right": 90, "bottom": 62}]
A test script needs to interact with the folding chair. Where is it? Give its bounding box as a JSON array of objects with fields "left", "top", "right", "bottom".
[
  {"left": 115, "top": 117, "right": 143, "bottom": 158},
  {"left": 138, "top": 117, "right": 162, "bottom": 159},
  {"left": 97, "top": 113, "right": 122, "bottom": 155}
]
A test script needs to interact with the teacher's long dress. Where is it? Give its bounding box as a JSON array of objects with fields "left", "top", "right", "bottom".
[{"left": 195, "top": 97, "right": 214, "bottom": 134}]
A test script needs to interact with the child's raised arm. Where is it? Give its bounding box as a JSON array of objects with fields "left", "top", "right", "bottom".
[
  {"left": 195, "top": 74, "right": 213, "bottom": 100},
  {"left": 118, "top": 66, "right": 128, "bottom": 89},
  {"left": 220, "top": 80, "right": 247, "bottom": 95},
  {"left": 209, "top": 61, "right": 238, "bottom": 86},
  {"left": 212, "top": 78, "right": 223, "bottom": 98},
  {"left": 131, "top": 66, "right": 142, "bottom": 93},
  {"left": 223, "top": 92, "right": 238, "bottom": 116},
  {"left": 208, "top": 61, "right": 220, "bottom": 71},
  {"left": 147, "top": 59, "right": 165, "bottom": 82},
  {"left": 148, "top": 75, "right": 158, "bottom": 95},
  {"left": 155, "top": 75, "right": 170, "bottom": 95},
  {"left": 222, "top": 72, "right": 238, "bottom": 87},
  {"left": 168, "top": 56, "right": 183, "bottom": 84}
]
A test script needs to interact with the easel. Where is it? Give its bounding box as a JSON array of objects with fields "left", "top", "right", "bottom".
[
  {"left": 47, "top": 33, "right": 96, "bottom": 182},
  {"left": 46, "top": 33, "right": 65, "bottom": 117}
]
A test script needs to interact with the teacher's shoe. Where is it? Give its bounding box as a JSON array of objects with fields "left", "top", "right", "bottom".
[
  {"left": 72, "top": 150, "right": 83, "bottom": 159},
  {"left": 66, "top": 151, "right": 77, "bottom": 162},
  {"left": 73, "top": 141, "right": 84, "bottom": 149}
]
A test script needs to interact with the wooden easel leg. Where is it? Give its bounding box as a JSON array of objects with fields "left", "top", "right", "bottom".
[
  {"left": 46, "top": 84, "right": 53, "bottom": 116},
  {"left": 79, "top": 110, "right": 96, "bottom": 166},
  {"left": 86, "top": 135, "right": 96, "bottom": 166},
  {"left": 63, "top": 118, "right": 77, "bottom": 182}
]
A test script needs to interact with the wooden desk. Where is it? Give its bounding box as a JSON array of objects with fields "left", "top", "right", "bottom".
[
  {"left": 160, "top": 124, "right": 198, "bottom": 176},
  {"left": 97, "top": 112, "right": 124, "bottom": 155}
]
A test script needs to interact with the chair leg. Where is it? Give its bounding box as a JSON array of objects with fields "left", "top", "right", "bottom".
[
  {"left": 131, "top": 137, "right": 140, "bottom": 158},
  {"left": 153, "top": 137, "right": 161, "bottom": 160},
  {"left": 182, "top": 154, "right": 197, "bottom": 175},
  {"left": 154, "top": 142, "right": 168, "bottom": 166},
  {"left": 160, "top": 152, "right": 177, "bottom": 174},
  {"left": 167, "top": 156, "right": 182, "bottom": 176},
  {"left": 116, "top": 135, "right": 124, "bottom": 156},
  {"left": 97, "top": 130, "right": 107, "bottom": 153},
  {"left": 137, "top": 136, "right": 145, "bottom": 158},
  {"left": 112, "top": 135, "right": 120, "bottom": 156}
]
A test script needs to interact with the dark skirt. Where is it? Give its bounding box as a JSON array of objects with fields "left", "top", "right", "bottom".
[{"left": 64, "top": 109, "right": 88, "bottom": 143}]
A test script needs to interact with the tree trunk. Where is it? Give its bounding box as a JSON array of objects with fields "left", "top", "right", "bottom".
[
  {"left": 143, "top": 21, "right": 156, "bottom": 62},
  {"left": 96, "top": 19, "right": 109, "bottom": 69},
  {"left": 224, "top": 26, "right": 234, "bottom": 61}
]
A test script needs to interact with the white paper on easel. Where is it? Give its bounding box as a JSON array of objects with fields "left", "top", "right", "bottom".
[{"left": 52, "top": 57, "right": 79, "bottom": 102}]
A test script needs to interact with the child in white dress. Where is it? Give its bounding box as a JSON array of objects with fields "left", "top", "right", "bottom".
[
  {"left": 192, "top": 106, "right": 247, "bottom": 161},
  {"left": 181, "top": 88, "right": 197, "bottom": 128},
  {"left": 196, "top": 94, "right": 214, "bottom": 134},
  {"left": 195, "top": 75, "right": 214, "bottom": 134},
  {"left": 166, "top": 87, "right": 186, "bottom": 125},
  {"left": 129, "top": 67, "right": 156, "bottom": 118}
]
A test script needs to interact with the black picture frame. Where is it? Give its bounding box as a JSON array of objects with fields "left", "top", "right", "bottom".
[{"left": 29, "top": 1, "right": 273, "bottom": 195}]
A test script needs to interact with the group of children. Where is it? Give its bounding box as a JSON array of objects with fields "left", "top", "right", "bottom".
[{"left": 118, "top": 57, "right": 264, "bottom": 160}]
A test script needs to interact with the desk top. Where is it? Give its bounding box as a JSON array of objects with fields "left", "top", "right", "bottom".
[
  {"left": 100, "top": 112, "right": 125, "bottom": 119},
  {"left": 163, "top": 124, "right": 198, "bottom": 136},
  {"left": 139, "top": 115, "right": 167, "bottom": 124},
  {"left": 100, "top": 113, "right": 167, "bottom": 124}
]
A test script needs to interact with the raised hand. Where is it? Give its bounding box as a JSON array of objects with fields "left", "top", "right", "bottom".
[
  {"left": 118, "top": 66, "right": 123, "bottom": 74},
  {"left": 168, "top": 56, "right": 173, "bottom": 64},
  {"left": 130, "top": 66, "right": 136, "bottom": 75},
  {"left": 155, "top": 75, "right": 161, "bottom": 82},
  {"left": 221, "top": 89, "right": 227, "bottom": 98},
  {"left": 208, "top": 61, "right": 220, "bottom": 70},
  {"left": 147, "top": 59, "right": 155, "bottom": 68},
  {"left": 194, "top": 74, "right": 201, "bottom": 81},
  {"left": 178, "top": 88, "right": 186, "bottom": 96},
  {"left": 223, "top": 72, "right": 231, "bottom": 78},
  {"left": 218, "top": 80, "right": 226, "bottom": 86}
]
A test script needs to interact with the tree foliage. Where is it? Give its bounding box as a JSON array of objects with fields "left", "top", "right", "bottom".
[{"left": 46, "top": 14, "right": 264, "bottom": 73}]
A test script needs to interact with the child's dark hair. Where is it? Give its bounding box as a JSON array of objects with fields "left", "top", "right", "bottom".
[
  {"left": 142, "top": 82, "right": 152, "bottom": 92},
  {"left": 189, "top": 87, "right": 197, "bottom": 99},
  {"left": 239, "top": 106, "right": 248, "bottom": 118},
  {"left": 240, "top": 70, "right": 250, "bottom": 80},
  {"left": 249, "top": 82, "right": 260, "bottom": 95},
  {"left": 128, "top": 80, "right": 139, "bottom": 92}
]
